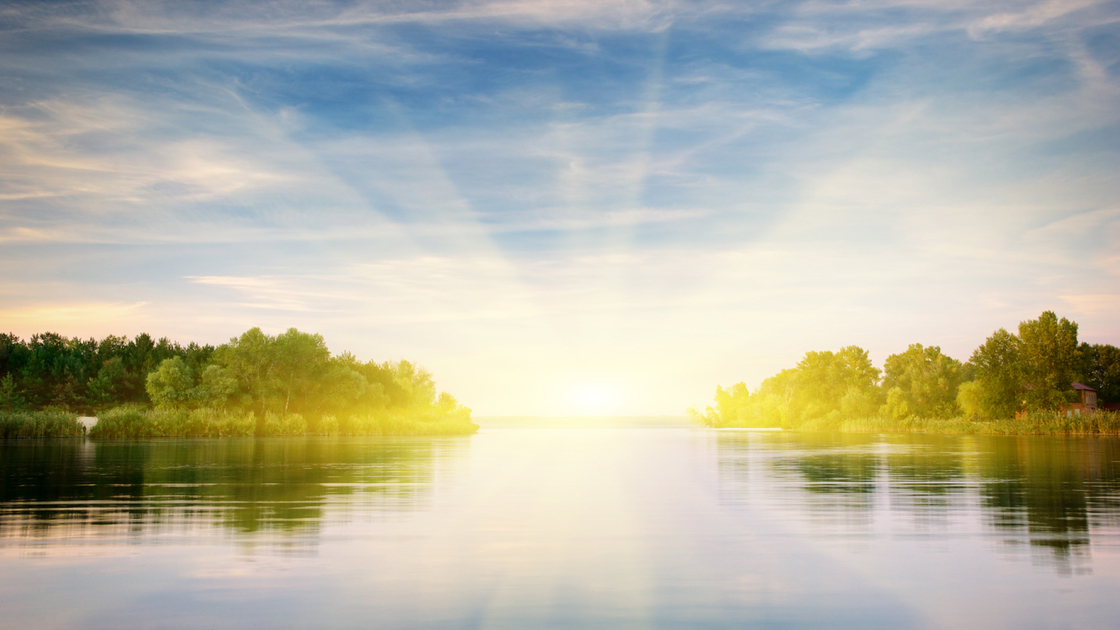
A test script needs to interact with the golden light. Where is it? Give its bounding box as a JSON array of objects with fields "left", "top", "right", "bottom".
[{"left": 568, "top": 383, "right": 617, "bottom": 415}]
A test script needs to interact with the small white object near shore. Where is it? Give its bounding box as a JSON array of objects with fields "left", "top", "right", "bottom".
[{"left": 78, "top": 417, "right": 98, "bottom": 431}]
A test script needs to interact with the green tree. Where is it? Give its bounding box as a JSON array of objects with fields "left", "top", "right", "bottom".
[
  {"left": 20, "top": 332, "right": 90, "bottom": 410},
  {"left": 196, "top": 364, "right": 238, "bottom": 407},
  {"left": 311, "top": 354, "right": 369, "bottom": 416},
  {"left": 0, "top": 373, "right": 26, "bottom": 412},
  {"left": 1080, "top": 343, "right": 1120, "bottom": 404},
  {"left": 436, "top": 392, "right": 472, "bottom": 422},
  {"left": 881, "top": 344, "right": 964, "bottom": 418},
  {"left": 0, "top": 333, "right": 31, "bottom": 379},
  {"left": 87, "top": 357, "right": 128, "bottom": 410},
  {"left": 331, "top": 352, "right": 385, "bottom": 413},
  {"left": 271, "top": 328, "right": 331, "bottom": 414},
  {"left": 793, "top": 346, "right": 881, "bottom": 424},
  {"left": 956, "top": 381, "right": 983, "bottom": 418},
  {"left": 881, "top": 386, "right": 910, "bottom": 420},
  {"left": 967, "top": 328, "right": 1022, "bottom": 419},
  {"left": 385, "top": 360, "right": 437, "bottom": 408},
  {"left": 2, "top": 327, "right": 472, "bottom": 431},
  {"left": 1017, "top": 311, "right": 1081, "bottom": 411},
  {"left": 213, "top": 327, "right": 278, "bottom": 414},
  {"left": 754, "top": 368, "right": 798, "bottom": 428},
  {"left": 212, "top": 328, "right": 379, "bottom": 421},
  {"left": 688, "top": 382, "right": 751, "bottom": 427},
  {"left": 146, "top": 356, "right": 195, "bottom": 409}
]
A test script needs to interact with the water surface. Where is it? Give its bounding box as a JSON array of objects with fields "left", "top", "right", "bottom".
[{"left": 2, "top": 426, "right": 1119, "bottom": 629}]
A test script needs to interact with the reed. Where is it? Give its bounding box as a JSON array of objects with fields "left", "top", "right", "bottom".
[
  {"left": 260, "top": 412, "right": 307, "bottom": 437},
  {"left": 0, "top": 410, "right": 85, "bottom": 438},
  {"left": 983, "top": 410, "right": 1120, "bottom": 436},
  {"left": 88, "top": 405, "right": 478, "bottom": 438},
  {"left": 90, "top": 405, "right": 256, "bottom": 438},
  {"left": 340, "top": 410, "right": 479, "bottom": 436},
  {"left": 791, "top": 410, "right": 1120, "bottom": 436}
]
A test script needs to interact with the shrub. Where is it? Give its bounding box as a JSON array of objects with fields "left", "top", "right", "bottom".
[
  {"left": 89, "top": 405, "right": 149, "bottom": 438},
  {"left": 785, "top": 410, "right": 1120, "bottom": 436},
  {"left": 340, "top": 410, "right": 478, "bottom": 436},
  {"left": 0, "top": 410, "right": 84, "bottom": 438},
  {"left": 188, "top": 407, "right": 256, "bottom": 437},
  {"left": 91, "top": 405, "right": 257, "bottom": 438},
  {"left": 315, "top": 414, "right": 340, "bottom": 436},
  {"left": 261, "top": 412, "right": 307, "bottom": 437},
  {"left": 85, "top": 405, "right": 477, "bottom": 438}
]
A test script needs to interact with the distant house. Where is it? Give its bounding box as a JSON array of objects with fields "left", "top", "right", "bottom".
[
  {"left": 1069, "top": 383, "right": 1098, "bottom": 414},
  {"left": 1016, "top": 382, "right": 1101, "bottom": 419}
]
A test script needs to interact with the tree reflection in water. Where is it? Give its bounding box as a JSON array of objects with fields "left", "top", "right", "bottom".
[
  {"left": 0, "top": 438, "right": 467, "bottom": 542},
  {"left": 715, "top": 432, "right": 1120, "bottom": 574},
  {"left": 977, "top": 437, "right": 1120, "bottom": 573}
]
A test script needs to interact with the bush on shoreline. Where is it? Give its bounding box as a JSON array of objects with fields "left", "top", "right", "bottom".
[
  {"left": 0, "top": 410, "right": 84, "bottom": 438},
  {"left": 88, "top": 405, "right": 257, "bottom": 438},
  {"left": 340, "top": 411, "right": 479, "bottom": 436},
  {"left": 86, "top": 405, "right": 478, "bottom": 439},
  {"left": 691, "top": 311, "right": 1120, "bottom": 434},
  {"left": 0, "top": 328, "right": 477, "bottom": 437},
  {"left": 781, "top": 410, "right": 1120, "bottom": 436}
]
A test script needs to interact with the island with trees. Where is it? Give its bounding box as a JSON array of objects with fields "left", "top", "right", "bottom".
[
  {"left": 0, "top": 327, "right": 477, "bottom": 438},
  {"left": 690, "top": 311, "right": 1120, "bottom": 435}
]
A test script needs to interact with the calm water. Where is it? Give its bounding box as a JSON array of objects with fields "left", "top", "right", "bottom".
[{"left": 2, "top": 424, "right": 1120, "bottom": 629}]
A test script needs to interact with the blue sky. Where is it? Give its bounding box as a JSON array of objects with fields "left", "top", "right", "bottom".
[{"left": 2, "top": 0, "right": 1119, "bottom": 415}]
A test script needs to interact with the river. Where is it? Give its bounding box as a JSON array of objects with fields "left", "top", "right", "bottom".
[{"left": 2, "top": 422, "right": 1118, "bottom": 629}]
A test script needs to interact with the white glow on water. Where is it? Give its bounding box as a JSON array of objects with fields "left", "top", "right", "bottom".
[{"left": 2, "top": 432, "right": 1118, "bottom": 628}]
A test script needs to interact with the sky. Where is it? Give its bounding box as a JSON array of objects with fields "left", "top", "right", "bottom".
[{"left": 1, "top": 0, "right": 1118, "bottom": 416}]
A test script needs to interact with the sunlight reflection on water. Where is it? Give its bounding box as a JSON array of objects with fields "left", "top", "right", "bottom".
[{"left": 2, "top": 427, "right": 1119, "bottom": 629}]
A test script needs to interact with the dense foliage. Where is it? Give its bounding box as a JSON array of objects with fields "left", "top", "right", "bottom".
[
  {"left": 0, "top": 332, "right": 211, "bottom": 413},
  {"left": 691, "top": 311, "right": 1120, "bottom": 432},
  {"left": 0, "top": 410, "right": 84, "bottom": 439},
  {"left": 881, "top": 344, "right": 964, "bottom": 419},
  {"left": 0, "top": 327, "right": 476, "bottom": 437}
]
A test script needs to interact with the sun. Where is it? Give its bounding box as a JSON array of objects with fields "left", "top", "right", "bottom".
[{"left": 568, "top": 383, "right": 616, "bottom": 415}]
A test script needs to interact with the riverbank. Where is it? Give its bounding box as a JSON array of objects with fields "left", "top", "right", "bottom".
[
  {"left": 0, "top": 407, "right": 479, "bottom": 439},
  {"left": 727, "top": 410, "right": 1120, "bottom": 436},
  {"left": 8, "top": 409, "right": 1118, "bottom": 438}
]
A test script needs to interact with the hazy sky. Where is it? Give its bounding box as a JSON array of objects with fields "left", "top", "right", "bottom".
[{"left": 2, "top": 0, "right": 1118, "bottom": 415}]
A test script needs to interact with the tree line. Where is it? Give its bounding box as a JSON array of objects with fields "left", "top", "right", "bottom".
[
  {"left": 0, "top": 327, "right": 471, "bottom": 428},
  {"left": 690, "top": 311, "right": 1120, "bottom": 429}
]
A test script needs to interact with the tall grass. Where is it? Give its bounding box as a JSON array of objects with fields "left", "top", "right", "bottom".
[
  {"left": 88, "top": 406, "right": 478, "bottom": 439},
  {"left": 984, "top": 410, "right": 1120, "bottom": 436},
  {"left": 338, "top": 411, "right": 479, "bottom": 436},
  {"left": 0, "top": 410, "right": 85, "bottom": 438},
  {"left": 791, "top": 410, "right": 1120, "bottom": 436},
  {"left": 260, "top": 412, "right": 307, "bottom": 437},
  {"left": 90, "top": 406, "right": 256, "bottom": 438}
]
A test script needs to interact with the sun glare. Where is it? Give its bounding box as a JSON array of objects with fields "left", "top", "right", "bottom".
[{"left": 569, "top": 383, "right": 616, "bottom": 415}]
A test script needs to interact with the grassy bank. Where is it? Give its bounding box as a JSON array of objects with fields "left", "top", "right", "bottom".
[
  {"left": 0, "top": 410, "right": 85, "bottom": 438},
  {"left": 787, "top": 410, "right": 1120, "bottom": 436},
  {"left": 87, "top": 406, "right": 479, "bottom": 439}
]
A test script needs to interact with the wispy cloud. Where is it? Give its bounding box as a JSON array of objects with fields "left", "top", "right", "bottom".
[
  {"left": 1, "top": 0, "right": 1119, "bottom": 413},
  {"left": 968, "top": 0, "right": 1111, "bottom": 36},
  {"left": 0, "top": 301, "right": 150, "bottom": 332},
  {"left": 3, "top": 0, "right": 682, "bottom": 35}
]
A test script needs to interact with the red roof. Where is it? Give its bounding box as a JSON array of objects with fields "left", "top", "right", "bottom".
[{"left": 1072, "top": 382, "right": 1097, "bottom": 391}]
